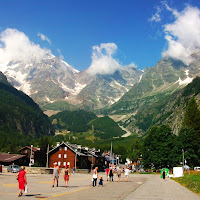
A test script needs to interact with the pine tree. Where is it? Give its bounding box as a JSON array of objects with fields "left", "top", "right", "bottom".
[{"left": 182, "top": 97, "right": 200, "bottom": 134}]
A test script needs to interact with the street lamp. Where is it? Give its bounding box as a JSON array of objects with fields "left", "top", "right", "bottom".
[
  {"left": 29, "top": 145, "right": 33, "bottom": 167},
  {"left": 75, "top": 149, "right": 77, "bottom": 172},
  {"left": 182, "top": 149, "right": 184, "bottom": 168}
]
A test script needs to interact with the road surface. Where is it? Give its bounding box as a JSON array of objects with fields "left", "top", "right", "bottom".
[{"left": 0, "top": 172, "right": 199, "bottom": 200}]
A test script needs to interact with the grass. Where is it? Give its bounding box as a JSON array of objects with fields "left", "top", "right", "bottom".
[{"left": 172, "top": 171, "right": 200, "bottom": 195}]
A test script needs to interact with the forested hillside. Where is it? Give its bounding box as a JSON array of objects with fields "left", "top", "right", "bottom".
[
  {"left": 50, "top": 110, "right": 126, "bottom": 139},
  {"left": 50, "top": 110, "right": 97, "bottom": 132},
  {"left": 89, "top": 116, "right": 126, "bottom": 139},
  {"left": 0, "top": 73, "right": 54, "bottom": 152}
]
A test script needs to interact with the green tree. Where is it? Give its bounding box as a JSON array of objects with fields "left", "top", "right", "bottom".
[
  {"left": 179, "top": 97, "right": 200, "bottom": 166},
  {"left": 182, "top": 97, "right": 200, "bottom": 134},
  {"left": 127, "top": 138, "right": 142, "bottom": 162},
  {"left": 177, "top": 127, "right": 199, "bottom": 166},
  {"left": 143, "top": 125, "right": 177, "bottom": 169}
]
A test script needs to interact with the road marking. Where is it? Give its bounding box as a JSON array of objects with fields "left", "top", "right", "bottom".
[
  {"left": 41, "top": 186, "right": 91, "bottom": 200},
  {"left": 37, "top": 181, "right": 52, "bottom": 183},
  {"left": 2, "top": 183, "right": 17, "bottom": 187},
  {"left": 37, "top": 177, "right": 90, "bottom": 184},
  {"left": 40, "top": 181, "right": 111, "bottom": 200}
]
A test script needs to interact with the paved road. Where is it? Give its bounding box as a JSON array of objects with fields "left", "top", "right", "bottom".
[
  {"left": 0, "top": 173, "right": 199, "bottom": 200},
  {"left": 125, "top": 174, "right": 200, "bottom": 200}
]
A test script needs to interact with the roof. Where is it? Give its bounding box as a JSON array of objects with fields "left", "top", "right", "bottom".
[
  {"left": 0, "top": 153, "right": 27, "bottom": 163},
  {"left": 48, "top": 142, "right": 87, "bottom": 156},
  {"left": 18, "top": 146, "right": 39, "bottom": 152}
]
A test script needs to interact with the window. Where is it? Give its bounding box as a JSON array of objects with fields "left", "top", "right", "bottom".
[
  {"left": 58, "top": 154, "right": 61, "bottom": 158},
  {"left": 58, "top": 161, "right": 61, "bottom": 166},
  {"left": 64, "top": 154, "right": 67, "bottom": 158},
  {"left": 63, "top": 162, "right": 66, "bottom": 166},
  {"left": 59, "top": 147, "right": 62, "bottom": 151},
  {"left": 64, "top": 147, "right": 67, "bottom": 151}
]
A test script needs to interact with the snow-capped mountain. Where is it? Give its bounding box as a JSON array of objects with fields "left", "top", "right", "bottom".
[
  {"left": 0, "top": 55, "right": 143, "bottom": 109},
  {"left": 77, "top": 66, "right": 143, "bottom": 110},
  {"left": 0, "top": 55, "right": 82, "bottom": 105}
]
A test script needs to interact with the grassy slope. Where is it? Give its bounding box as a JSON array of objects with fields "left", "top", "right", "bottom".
[{"left": 172, "top": 172, "right": 200, "bottom": 195}]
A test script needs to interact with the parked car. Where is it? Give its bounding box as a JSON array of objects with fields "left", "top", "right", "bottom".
[
  {"left": 7, "top": 165, "right": 20, "bottom": 173},
  {"left": 194, "top": 166, "right": 200, "bottom": 171},
  {"left": 0, "top": 164, "right": 2, "bottom": 173}
]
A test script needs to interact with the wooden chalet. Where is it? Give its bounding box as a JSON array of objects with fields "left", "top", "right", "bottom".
[
  {"left": 18, "top": 146, "right": 40, "bottom": 166},
  {"left": 48, "top": 142, "right": 105, "bottom": 170},
  {"left": 0, "top": 153, "right": 29, "bottom": 166},
  {"left": 48, "top": 142, "right": 89, "bottom": 169},
  {"left": 18, "top": 146, "right": 39, "bottom": 159}
]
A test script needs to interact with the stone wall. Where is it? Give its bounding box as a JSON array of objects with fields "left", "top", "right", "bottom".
[{"left": 1, "top": 166, "right": 89, "bottom": 174}]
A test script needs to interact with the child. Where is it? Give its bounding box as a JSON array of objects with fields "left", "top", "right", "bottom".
[{"left": 98, "top": 177, "right": 103, "bottom": 187}]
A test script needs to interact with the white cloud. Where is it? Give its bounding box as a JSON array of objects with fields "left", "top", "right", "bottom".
[
  {"left": 57, "top": 48, "right": 64, "bottom": 60},
  {"left": 149, "top": 6, "right": 162, "bottom": 22},
  {"left": 37, "top": 32, "right": 51, "bottom": 44},
  {"left": 0, "top": 28, "right": 51, "bottom": 67},
  {"left": 87, "top": 43, "right": 122, "bottom": 75},
  {"left": 127, "top": 62, "right": 137, "bottom": 68},
  {"left": 162, "top": 5, "right": 200, "bottom": 65},
  {"left": 162, "top": 1, "right": 179, "bottom": 17}
]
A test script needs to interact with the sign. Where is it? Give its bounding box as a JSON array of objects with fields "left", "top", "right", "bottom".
[{"left": 173, "top": 167, "right": 183, "bottom": 177}]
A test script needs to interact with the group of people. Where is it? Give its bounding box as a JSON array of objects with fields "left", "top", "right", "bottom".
[
  {"left": 106, "top": 164, "right": 130, "bottom": 182},
  {"left": 52, "top": 162, "right": 73, "bottom": 188},
  {"left": 92, "top": 164, "right": 131, "bottom": 188},
  {"left": 16, "top": 163, "right": 131, "bottom": 197},
  {"left": 16, "top": 163, "right": 72, "bottom": 197}
]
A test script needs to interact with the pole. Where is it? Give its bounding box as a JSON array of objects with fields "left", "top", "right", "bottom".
[
  {"left": 46, "top": 144, "right": 49, "bottom": 168},
  {"left": 30, "top": 145, "right": 33, "bottom": 167},
  {"left": 110, "top": 142, "right": 112, "bottom": 165},
  {"left": 182, "top": 149, "right": 184, "bottom": 168},
  {"left": 75, "top": 150, "right": 77, "bottom": 172}
]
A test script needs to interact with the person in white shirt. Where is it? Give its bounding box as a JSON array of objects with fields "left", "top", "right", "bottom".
[
  {"left": 124, "top": 166, "right": 130, "bottom": 182},
  {"left": 92, "top": 167, "right": 98, "bottom": 187}
]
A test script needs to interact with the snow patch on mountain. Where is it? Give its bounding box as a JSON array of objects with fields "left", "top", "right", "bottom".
[
  {"left": 139, "top": 74, "right": 143, "bottom": 82},
  {"left": 176, "top": 70, "right": 193, "bottom": 86},
  {"left": 178, "top": 77, "right": 193, "bottom": 85},
  {"left": 185, "top": 69, "right": 189, "bottom": 76},
  {"left": 73, "top": 82, "right": 86, "bottom": 95},
  {"left": 110, "top": 78, "right": 128, "bottom": 92},
  {"left": 107, "top": 95, "right": 123, "bottom": 105},
  {"left": 58, "top": 79, "right": 86, "bottom": 95},
  {"left": 45, "top": 96, "right": 55, "bottom": 103},
  {"left": 61, "top": 60, "right": 79, "bottom": 73},
  {"left": 6, "top": 69, "right": 32, "bottom": 95}
]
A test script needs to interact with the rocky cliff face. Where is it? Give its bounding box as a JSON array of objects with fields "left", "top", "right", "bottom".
[{"left": 103, "top": 56, "right": 200, "bottom": 136}]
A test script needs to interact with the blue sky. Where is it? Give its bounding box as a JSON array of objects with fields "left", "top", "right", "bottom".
[{"left": 0, "top": 0, "right": 200, "bottom": 72}]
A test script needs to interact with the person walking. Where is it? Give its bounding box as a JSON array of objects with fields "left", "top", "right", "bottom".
[
  {"left": 117, "top": 166, "right": 121, "bottom": 182},
  {"left": 98, "top": 176, "right": 103, "bottom": 187},
  {"left": 92, "top": 167, "right": 98, "bottom": 187},
  {"left": 72, "top": 167, "right": 75, "bottom": 174},
  {"left": 109, "top": 165, "right": 114, "bottom": 181},
  {"left": 16, "top": 166, "right": 27, "bottom": 197},
  {"left": 105, "top": 167, "right": 109, "bottom": 181},
  {"left": 63, "top": 165, "right": 71, "bottom": 187},
  {"left": 162, "top": 169, "right": 166, "bottom": 180},
  {"left": 125, "top": 166, "right": 130, "bottom": 182},
  {"left": 52, "top": 162, "right": 60, "bottom": 187}
]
